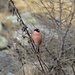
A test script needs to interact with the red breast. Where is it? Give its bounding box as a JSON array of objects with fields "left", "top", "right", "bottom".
[{"left": 32, "top": 31, "right": 42, "bottom": 45}]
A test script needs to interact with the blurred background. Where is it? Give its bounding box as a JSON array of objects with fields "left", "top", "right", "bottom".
[{"left": 0, "top": 0, "right": 75, "bottom": 75}]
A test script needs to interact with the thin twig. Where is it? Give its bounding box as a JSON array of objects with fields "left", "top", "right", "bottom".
[{"left": 8, "top": 0, "right": 47, "bottom": 75}]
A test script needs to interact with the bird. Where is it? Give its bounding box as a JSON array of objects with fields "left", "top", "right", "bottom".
[{"left": 32, "top": 29, "right": 42, "bottom": 53}]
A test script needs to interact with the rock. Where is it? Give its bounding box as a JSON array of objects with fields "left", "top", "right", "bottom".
[
  {"left": 0, "top": 21, "right": 8, "bottom": 50},
  {"left": 0, "top": 21, "right": 9, "bottom": 35},
  {"left": 0, "top": 22, "right": 2, "bottom": 31},
  {"left": 6, "top": 16, "right": 18, "bottom": 24},
  {"left": 21, "top": 12, "right": 37, "bottom": 25},
  {"left": 6, "top": 12, "right": 37, "bottom": 25},
  {"left": 0, "top": 52, "right": 47, "bottom": 75},
  {"left": 7, "top": 12, "right": 58, "bottom": 47},
  {"left": 7, "top": 72, "right": 15, "bottom": 75},
  {"left": 23, "top": 61, "right": 50, "bottom": 75},
  {"left": 0, "top": 22, "right": 8, "bottom": 32},
  {"left": 0, "top": 52, "right": 22, "bottom": 75},
  {"left": 24, "top": 63, "right": 43, "bottom": 75},
  {"left": 0, "top": 0, "right": 8, "bottom": 12},
  {"left": 13, "top": 29, "right": 29, "bottom": 46},
  {"left": 50, "top": 29, "right": 58, "bottom": 39},
  {"left": 0, "top": 36, "right": 8, "bottom": 50}
]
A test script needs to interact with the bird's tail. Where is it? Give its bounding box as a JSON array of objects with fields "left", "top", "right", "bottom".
[{"left": 36, "top": 45, "right": 40, "bottom": 53}]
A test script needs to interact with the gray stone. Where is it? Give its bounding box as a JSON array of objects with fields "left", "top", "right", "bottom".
[
  {"left": 24, "top": 63, "right": 42, "bottom": 75},
  {"left": 0, "top": 22, "right": 2, "bottom": 31},
  {"left": 0, "top": 52, "right": 22, "bottom": 75},
  {"left": 0, "top": 0, "right": 8, "bottom": 12},
  {"left": 0, "top": 22, "right": 8, "bottom": 33},
  {"left": 7, "top": 72, "right": 15, "bottom": 75},
  {"left": 7, "top": 12, "right": 58, "bottom": 47},
  {"left": 0, "top": 36, "right": 8, "bottom": 50}
]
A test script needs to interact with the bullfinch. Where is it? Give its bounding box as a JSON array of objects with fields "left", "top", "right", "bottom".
[{"left": 32, "top": 29, "right": 42, "bottom": 52}]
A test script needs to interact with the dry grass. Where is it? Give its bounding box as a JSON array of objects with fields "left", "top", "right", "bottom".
[
  {"left": 0, "top": 0, "right": 75, "bottom": 35},
  {"left": 9, "top": 0, "right": 75, "bottom": 25}
]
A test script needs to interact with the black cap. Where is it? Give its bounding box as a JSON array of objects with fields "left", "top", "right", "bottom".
[{"left": 34, "top": 29, "right": 40, "bottom": 32}]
